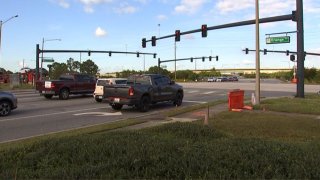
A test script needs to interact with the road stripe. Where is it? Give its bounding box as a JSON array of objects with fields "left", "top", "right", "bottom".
[
  {"left": 202, "top": 91, "right": 216, "bottom": 95},
  {"left": 0, "top": 107, "right": 103, "bottom": 122},
  {"left": 186, "top": 90, "right": 199, "bottom": 93},
  {"left": 183, "top": 100, "right": 207, "bottom": 104}
]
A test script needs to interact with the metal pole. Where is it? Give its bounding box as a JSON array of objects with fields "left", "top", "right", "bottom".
[
  {"left": 296, "top": 0, "right": 304, "bottom": 98},
  {"left": 36, "top": 44, "right": 40, "bottom": 81},
  {"left": 40, "top": 38, "right": 44, "bottom": 80},
  {"left": 174, "top": 41, "right": 177, "bottom": 80},
  {"left": 0, "top": 21, "right": 2, "bottom": 53},
  {"left": 255, "top": 0, "right": 261, "bottom": 105}
]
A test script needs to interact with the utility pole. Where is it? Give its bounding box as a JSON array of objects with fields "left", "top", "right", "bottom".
[
  {"left": 255, "top": 0, "right": 261, "bottom": 105},
  {"left": 174, "top": 41, "right": 177, "bottom": 80}
]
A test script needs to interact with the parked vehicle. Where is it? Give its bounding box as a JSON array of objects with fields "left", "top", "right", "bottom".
[
  {"left": 93, "top": 78, "right": 127, "bottom": 102},
  {"left": 216, "top": 77, "right": 228, "bottom": 82},
  {"left": 103, "top": 74, "right": 184, "bottom": 112},
  {"left": 207, "top": 77, "right": 217, "bottom": 82},
  {"left": 0, "top": 91, "right": 18, "bottom": 116},
  {"left": 35, "top": 73, "right": 96, "bottom": 100}
]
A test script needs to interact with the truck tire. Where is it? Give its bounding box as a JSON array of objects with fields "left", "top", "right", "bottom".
[
  {"left": 59, "top": 88, "right": 70, "bottom": 100},
  {"left": 111, "top": 104, "right": 123, "bottom": 110},
  {"left": 44, "top": 94, "right": 53, "bottom": 99},
  {"left": 138, "top": 96, "right": 150, "bottom": 112},
  {"left": 0, "top": 101, "right": 11, "bottom": 116},
  {"left": 95, "top": 97, "right": 103, "bottom": 102},
  {"left": 173, "top": 92, "right": 183, "bottom": 106}
]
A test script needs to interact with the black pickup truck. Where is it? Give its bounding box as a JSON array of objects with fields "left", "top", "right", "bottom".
[{"left": 103, "top": 74, "right": 184, "bottom": 112}]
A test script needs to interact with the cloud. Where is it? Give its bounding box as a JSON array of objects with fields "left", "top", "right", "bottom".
[
  {"left": 157, "top": 14, "right": 168, "bottom": 21},
  {"left": 175, "top": 0, "right": 207, "bottom": 14},
  {"left": 95, "top": 27, "right": 107, "bottom": 37},
  {"left": 79, "top": 0, "right": 113, "bottom": 13},
  {"left": 115, "top": 4, "right": 138, "bottom": 14},
  {"left": 216, "top": 0, "right": 296, "bottom": 17},
  {"left": 50, "top": 0, "right": 70, "bottom": 8}
]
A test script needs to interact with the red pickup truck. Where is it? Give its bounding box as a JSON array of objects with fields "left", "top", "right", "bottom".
[{"left": 36, "top": 74, "right": 96, "bottom": 100}]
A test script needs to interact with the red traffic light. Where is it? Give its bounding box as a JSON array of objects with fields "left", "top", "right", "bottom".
[
  {"left": 142, "top": 38, "right": 146, "bottom": 48},
  {"left": 175, "top": 30, "right": 180, "bottom": 42},
  {"left": 151, "top": 36, "right": 156, "bottom": 46},
  {"left": 201, "top": 24, "right": 207, "bottom": 37}
]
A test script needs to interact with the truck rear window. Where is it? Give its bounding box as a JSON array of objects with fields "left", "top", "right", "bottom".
[{"left": 127, "top": 76, "right": 151, "bottom": 85}]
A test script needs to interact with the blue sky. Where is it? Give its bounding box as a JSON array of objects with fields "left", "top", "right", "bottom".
[{"left": 0, "top": 0, "right": 320, "bottom": 73}]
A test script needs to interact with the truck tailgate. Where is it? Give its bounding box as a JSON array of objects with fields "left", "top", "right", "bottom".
[{"left": 104, "top": 85, "right": 130, "bottom": 98}]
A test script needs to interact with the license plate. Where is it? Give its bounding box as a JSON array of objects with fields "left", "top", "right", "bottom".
[
  {"left": 114, "top": 98, "right": 120, "bottom": 103},
  {"left": 98, "top": 96, "right": 102, "bottom": 99}
]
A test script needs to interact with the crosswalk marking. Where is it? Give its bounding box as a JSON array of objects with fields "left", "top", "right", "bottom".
[{"left": 202, "top": 91, "right": 216, "bottom": 95}]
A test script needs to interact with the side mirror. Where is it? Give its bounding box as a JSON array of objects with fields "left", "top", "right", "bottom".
[{"left": 170, "top": 80, "right": 175, "bottom": 85}]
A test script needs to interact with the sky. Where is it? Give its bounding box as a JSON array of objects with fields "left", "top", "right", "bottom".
[{"left": 0, "top": 0, "right": 320, "bottom": 73}]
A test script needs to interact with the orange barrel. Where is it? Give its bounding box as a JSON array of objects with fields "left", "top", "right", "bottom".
[{"left": 228, "top": 89, "right": 244, "bottom": 110}]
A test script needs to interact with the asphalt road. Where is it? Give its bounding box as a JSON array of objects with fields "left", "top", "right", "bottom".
[{"left": 0, "top": 79, "right": 319, "bottom": 143}]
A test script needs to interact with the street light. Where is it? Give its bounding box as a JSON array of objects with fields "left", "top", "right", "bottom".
[
  {"left": 0, "top": 15, "right": 18, "bottom": 52},
  {"left": 40, "top": 38, "right": 61, "bottom": 80}
]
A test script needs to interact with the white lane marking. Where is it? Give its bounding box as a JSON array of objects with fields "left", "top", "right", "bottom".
[
  {"left": 202, "top": 91, "right": 216, "bottom": 95},
  {"left": 0, "top": 107, "right": 103, "bottom": 122},
  {"left": 187, "top": 90, "right": 199, "bottom": 93},
  {"left": 74, "top": 112, "right": 122, "bottom": 116},
  {"left": 183, "top": 100, "right": 207, "bottom": 104}
]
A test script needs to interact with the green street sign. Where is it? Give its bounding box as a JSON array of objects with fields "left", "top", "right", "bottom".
[
  {"left": 42, "top": 58, "right": 54, "bottom": 62},
  {"left": 266, "top": 36, "right": 290, "bottom": 44}
]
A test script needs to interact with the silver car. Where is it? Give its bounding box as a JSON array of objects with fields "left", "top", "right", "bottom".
[{"left": 0, "top": 91, "right": 18, "bottom": 116}]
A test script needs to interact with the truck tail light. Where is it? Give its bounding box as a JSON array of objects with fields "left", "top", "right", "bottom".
[
  {"left": 51, "top": 83, "right": 55, "bottom": 88},
  {"left": 128, "top": 87, "right": 134, "bottom": 96}
]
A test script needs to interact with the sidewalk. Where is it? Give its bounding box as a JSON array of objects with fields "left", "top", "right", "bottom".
[{"left": 113, "top": 103, "right": 229, "bottom": 131}]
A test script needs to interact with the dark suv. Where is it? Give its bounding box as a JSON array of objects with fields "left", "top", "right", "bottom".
[{"left": 0, "top": 91, "right": 18, "bottom": 116}]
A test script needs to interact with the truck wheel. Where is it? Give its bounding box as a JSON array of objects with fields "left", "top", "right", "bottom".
[
  {"left": 111, "top": 104, "right": 123, "bottom": 110},
  {"left": 95, "top": 97, "right": 102, "bottom": 102},
  {"left": 0, "top": 101, "right": 11, "bottom": 116},
  {"left": 139, "top": 96, "right": 150, "bottom": 112},
  {"left": 173, "top": 92, "right": 183, "bottom": 106},
  {"left": 44, "top": 94, "right": 53, "bottom": 99},
  {"left": 59, "top": 88, "right": 69, "bottom": 100}
]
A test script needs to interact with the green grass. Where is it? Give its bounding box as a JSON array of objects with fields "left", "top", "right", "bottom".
[
  {"left": 259, "top": 94, "right": 320, "bottom": 115},
  {"left": 1, "top": 95, "right": 320, "bottom": 179}
]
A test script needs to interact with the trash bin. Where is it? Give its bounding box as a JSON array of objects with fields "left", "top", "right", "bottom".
[{"left": 228, "top": 89, "right": 244, "bottom": 110}]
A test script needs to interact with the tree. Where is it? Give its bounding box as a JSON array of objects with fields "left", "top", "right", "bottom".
[
  {"left": 50, "top": 62, "right": 68, "bottom": 79},
  {"left": 67, "top": 58, "right": 81, "bottom": 73},
  {"left": 80, "top": 59, "right": 99, "bottom": 76},
  {"left": 147, "top": 66, "right": 171, "bottom": 76}
]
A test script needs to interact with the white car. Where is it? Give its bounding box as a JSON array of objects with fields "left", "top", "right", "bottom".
[
  {"left": 207, "top": 77, "right": 216, "bottom": 82},
  {"left": 93, "top": 78, "right": 127, "bottom": 102}
]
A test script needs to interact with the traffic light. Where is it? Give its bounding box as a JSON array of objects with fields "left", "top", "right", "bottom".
[
  {"left": 151, "top": 36, "right": 156, "bottom": 46},
  {"left": 209, "top": 56, "right": 212, "bottom": 61},
  {"left": 216, "top": 56, "right": 219, "bottom": 61},
  {"left": 263, "top": 49, "right": 267, "bottom": 55},
  {"left": 142, "top": 38, "right": 146, "bottom": 48},
  {"left": 245, "top": 48, "right": 249, "bottom": 54},
  {"left": 153, "top": 54, "right": 156, "bottom": 59},
  {"left": 201, "top": 24, "right": 207, "bottom": 37},
  {"left": 202, "top": 57, "right": 205, "bottom": 62},
  {"left": 190, "top": 57, "right": 193, "bottom": 62},
  {"left": 109, "top": 52, "right": 112, "bottom": 57},
  {"left": 290, "top": 54, "right": 295, "bottom": 62},
  {"left": 88, "top": 51, "right": 91, "bottom": 56},
  {"left": 175, "top": 30, "right": 180, "bottom": 42},
  {"left": 286, "top": 50, "right": 290, "bottom": 56},
  {"left": 137, "top": 52, "right": 140, "bottom": 57}
]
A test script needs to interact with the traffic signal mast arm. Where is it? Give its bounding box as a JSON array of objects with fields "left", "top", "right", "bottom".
[
  {"left": 158, "top": 56, "right": 218, "bottom": 64},
  {"left": 243, "top": 48, "right": 320, "bottom": 57},
  {"left": 142, "top": 12, "right": 294, "bottom": 47}
]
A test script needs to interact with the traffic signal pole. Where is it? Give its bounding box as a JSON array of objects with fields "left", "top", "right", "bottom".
[{"left": 296, "top": 0, "right": 304, "bottom": 98}]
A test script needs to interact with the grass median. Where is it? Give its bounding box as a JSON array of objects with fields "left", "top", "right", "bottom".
[{"left": 1, "top": 94, "right": 320, "bottom": 179}]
